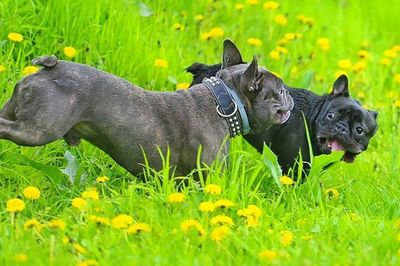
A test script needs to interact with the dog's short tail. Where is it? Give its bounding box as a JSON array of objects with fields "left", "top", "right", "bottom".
[{"left": 32, "top": 55, "right": 58, "bottom": 68}]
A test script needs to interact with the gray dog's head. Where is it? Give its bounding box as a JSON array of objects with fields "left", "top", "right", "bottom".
[
  {"left": 315, "top": 75, "right": 378, "bottom": 163},
  {"left": 215, "top": 40, "right": 294, "bottom": 133}
]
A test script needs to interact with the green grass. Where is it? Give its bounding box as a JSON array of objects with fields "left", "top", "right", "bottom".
[{"left": 1, "top": 0, "right": 400, "bottom": 265}]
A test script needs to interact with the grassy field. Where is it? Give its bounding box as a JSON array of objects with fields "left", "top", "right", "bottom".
[{"left": 1, "top": 0, "right": 400, "bottom": 265}]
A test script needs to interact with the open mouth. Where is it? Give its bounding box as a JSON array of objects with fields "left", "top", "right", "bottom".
[
  {"left": 317, "top": 137, "right": 360, "bottom": 163},
  {"left": 275, "top": 110, "right": 291, "bottom": 124}
]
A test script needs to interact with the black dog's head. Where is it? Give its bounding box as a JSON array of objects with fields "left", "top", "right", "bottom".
[
  {"left": 189, "top": 40, "right": 294, "bottom": 132},
  {"left": 315, "top": 75, "right": 378, "bottom": 163}
]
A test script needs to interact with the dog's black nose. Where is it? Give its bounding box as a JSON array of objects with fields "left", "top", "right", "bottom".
[{"left": 335, "top": 121, "right": 349, "bottom": 134}]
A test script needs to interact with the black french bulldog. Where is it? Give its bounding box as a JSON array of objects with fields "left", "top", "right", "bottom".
[
  {"left": 0, "top": 40, "right": 293, "bottom": 178},
  {"left": 187, "top": 62, "right": 378, "bottom": 175}
]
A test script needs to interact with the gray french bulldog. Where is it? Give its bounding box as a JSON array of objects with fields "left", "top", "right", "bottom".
[{"left": 0, "top": 40, "right": 293, "bottom": 178}]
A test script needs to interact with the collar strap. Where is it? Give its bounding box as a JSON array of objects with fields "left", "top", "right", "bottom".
[{"left": 203, "top": 77, "right": 251, "bottom": 137}]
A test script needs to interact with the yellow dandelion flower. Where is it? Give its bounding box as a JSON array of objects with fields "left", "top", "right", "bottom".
[
  {"left": 358, "top": 50, "right": 370, "bottom": 59},
  {"left": 62, "top": 236, "right": 70, "bottom": 244},
  {"left": 96, "top": 176, "right": 109, "bottom": 183},
  {"left": 280, "top": 175, "right": 294, "bottom": 185},
  {"left": 8, "top": 32, "right": 24, "bottom": 42},
  {"left": 0, "top": 65, "right": 6, "bottom": 73},
  {"left": 24, "top": 218, "right": 43, "bottom": 231},
  {"left": 73, "top": 243, "right": 86, "bottom": 254},
  {"left": 199, "top": 201, "right": 216, "bottom": 212},
  {"left": 278, "top": 38, "right": 289, "bottom": 46},
  {"left": 276, "top": 46, "right": 288, "bottom": 55},
  {"left": 176, "top": 82, "right": 190, "bottom": 90},
  {"left": 13, "top": 253, "right": 28, "bottom": 262},
  {"left": 194, "top": 14, "right": 204, "bottom": 22},
  {"left": 335, "top": 70, "right": 348, "bottom": 79},
  {"left": 384, "top": 49, "right": 397, "bottom": 59},
  {"left": 210, "top": 225, "right": 230, "bottom": 242},
  {"left": 361, "top": 40, "right": 369, "bottom": 48},
  {"left": 263, "top": 1, "right": 280, "bottom": 10},
  {"left": 180, "top": 219, "right": 205, "bottom": 236},
  {"left": 23, "top": 186, "right": 41, "bottom": 200},
  {"left": 247, "top": 37, "right": 263, "bottom": 47},
  {"left": 127, "top": 223, "right": 151, "bottom": 234},
  {"left": 200, "top": 32, "right": 212, "bottom": 41},
  {"left": 280, "top": 230, "right": 294, "bottom": 246},
  {"left": 235, "top": 3, "right": 245, "bottom": 10},
  {"left": 357, "top": 91, "right": 366, "bottom": 99},
  {"left": 338, "top": 59, "right": 352, "bottom": 70},
  {"left": 154, "top": 59, "right": 168, "bottom": 68},
  {"left": 247, "top": 0, "right": 259, "bottom": 5},
  {"left": 246, "top": 216, "right": 260, "bottom": 228},
  {"left": 296, "top": 14, "right": 307, "bottom": 23},
  {"left": 394, "top": 74, "right": 400, "bottom": 84},
  {"left": 111, "top": 214, "right": 134, "bottom": 229},
  {"left": 393, "top": 100, "right": 400, "bottom": 108},
  {"left": 352, "top": 61, "right": 367, "bottom": 73},
  {"left": 22, "top": 66, "right": 39, "bottom": 76},
  {"left": 380, "top": 58, "right": 391, "bottom": 66},
  {"left": 71, "top": 197, "right": 87, "bottom": 210},
  {"left": 47, "top": 218, "right": 66, "bottom": 230},
  {"left": 269, "top": 50, "right": 280, "bottom": 60},
  {"left": 259, "top": 249, "right": 278, "bottom": 261},
  {"left": 284, "top": 33, "right": 295, "bottom": 41},
  {"left": 392, "top": 45, "right": 400, "bottom": 52},
  {"left": 387, "top": 90, "right": 398, "bottom": 98},
  {"left": 214, "top": 199, "right": 234, "bottom": 208},
  {"left": 168, "top": 192, "right": 185, "bottom": 203},
  {"left": 6, "top": 198, "right": 25, "bottom": 213},
  {"left": 204, "top": 184, "right": 222, "bottom": 195},
  {"left": 209, "top": 27, "right": 224, "bottom": 38},
  {"left": 274, "top": 14, "right": 288, "bottom": 26},
  {"left": 172, "top": 23, "right": 184, "bottom": 31},
  {"left": 210, "top": 215, "right": 234, "bottom": 227},
  {"left": 89, "top": 215, "right": 110, "bottom": 226},
  {"left": 324, "top": 188, "right": 340, "bottom": 199},
  {"left": 301, "top": 234, "right": 313, "bottom": 240},
  {"left": 82, "top": 188, "right": 99, "bottom": 200},
  {"left": 63, "top": 46, "right": 77, "bottom": 58},
  {"left": 238, "top": 204, "right": 262, "bottom": 219},
  {"left": 78, "top": 259, "right": 99, "bottom": 266},
  {"left": 317, "top": 37, "right": 330, "bottom": 51}
]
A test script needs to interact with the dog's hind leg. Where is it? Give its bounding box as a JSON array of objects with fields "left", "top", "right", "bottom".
[{"left": 0, "top": 100, "right": 16, "bottom": 120}]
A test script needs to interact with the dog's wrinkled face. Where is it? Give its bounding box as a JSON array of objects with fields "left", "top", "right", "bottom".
[
  {"left": 315, "top": 75, "right": 378, "bottom": 163},
  {"left": 216, "top": 40, "right": 294, "bottom": 132}
]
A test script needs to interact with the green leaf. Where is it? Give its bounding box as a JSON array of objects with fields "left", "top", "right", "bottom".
[{"left": 262, "top": 144, "right": 282, "bottom": 188}]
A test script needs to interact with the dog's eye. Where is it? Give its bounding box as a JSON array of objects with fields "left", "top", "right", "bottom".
[
  {"left": 356, "top": 127, "right": 364, "bottom": 134},
  {"left": 327, "top": 112, "right": 335, "bottom": 119},
  {"left": 279, "top": 89, "right": 284, "bottom": 95}
]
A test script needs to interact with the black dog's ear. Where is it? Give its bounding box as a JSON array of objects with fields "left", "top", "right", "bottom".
[
  {"left": 331, "top": 74, "right": 350, "bottom": 97},
  {"left": 240, "top": 56, "right": 259, "bottom": 92},
  {"left": 222, "top": 39, "right": 244, "bottom": 68},
  {"left": 369, "top": 110, "right": 378, "bottom": 119}
]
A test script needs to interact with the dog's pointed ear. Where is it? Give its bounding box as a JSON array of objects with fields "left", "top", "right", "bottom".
[
  {"left": 369, "top": 110, "right": 378, "bottom": 119},
  {"left": 222, "top": 39, "right": 244, "bottom": 68},
  {"left": 240, "top": 56, "right": 259, "bottom": 92},
  {"left": 331, "top": 74, "right": 350, "bottom": 97}
]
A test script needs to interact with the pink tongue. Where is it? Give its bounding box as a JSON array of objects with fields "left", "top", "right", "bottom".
[{"left": 330, "top": 140, "right": 345, "bottom": 151}]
